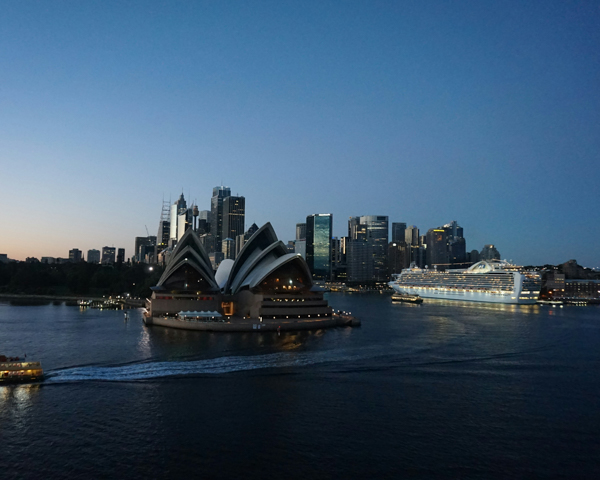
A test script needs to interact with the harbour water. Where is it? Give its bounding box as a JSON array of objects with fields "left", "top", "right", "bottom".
[{"left": 1, "top": 294, "right": 599, "bottom": 479}]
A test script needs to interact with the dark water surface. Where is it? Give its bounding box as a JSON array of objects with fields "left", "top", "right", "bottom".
[{"left": 1, "top": 294, "right": 599, "bottom": 479}]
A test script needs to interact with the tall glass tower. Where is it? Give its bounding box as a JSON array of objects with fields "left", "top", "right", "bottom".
[
  {"left": 210, "top": 186, "right": 231, "bottom": 252},
  {"left": 391, "top": 222, "right": 407, "bottom": 244},
  {"left": 222, "top": 196, "right": 245, "bottom": 245},
  {"left": 306, "top": 214, "right": 332, "bottom": 281}
]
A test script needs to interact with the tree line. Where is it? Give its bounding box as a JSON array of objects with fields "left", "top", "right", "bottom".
[{"left": 0, "top": 261, "right": 164, "bottom": 298}]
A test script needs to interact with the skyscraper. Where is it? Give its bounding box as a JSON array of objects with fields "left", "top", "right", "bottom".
[
  {"left": 222, "top": 195, "right": 245, "bottom": 245},
  {"left": 296, "top": 223, "right": 306, "bottom": 240},
  {"left": 306, "top": 214, "right": 332, "bottom": 281},
  {"left": 155, "top": 199, "right": 171, "bottom": 260},
  {"left": 331, "top": 236, "right": 348, "bottom": 282},
  {"left": 391, "top": 222, "right": 407, "bottom": 244},
  {"left": 69, "top": 248, "right": 82, "bottom": 263},
  {"left": 480, "top": 244, "right": 501, "bottom": 261},
  {"left": 405, "top": 225, "right": 419, "bottom": 246},
  {"left": 425, "top": 228, "right": 448, "bottom": 267},
  {"left": 347, "top": 216, "right": 389, "bottom": 284},
  {"left": 170, "top": 193, "right": 187, "bottom": 242},
  {"left": 101, "top": 247, "right": 116, "bottom": 265},
  {"left": 424, "top": 221, "right": 467, "bottom": 268},
  {"left": 210, "top": 186, "right": 231, "bottom": 252},
  {"left": 442, "top": 221, "right": 466, "bottom": 265},
  {"left": 197, "top": 210, "right": 211, "bottom": 235},
  {"left": 135, "top": 236, "right": 156, "bottom": 263},
  {"left": 295, "top": 239, "right": 306, "bottom": 259},
  {"left": 388, "top": 241, "right": 410, "bottom": 274},
  {"left": 87, "top": 249, "right": 101, "bottom": 264},
  {"left": 177, "top": 208, "right": 191, "bottom": 241},
  {"left": 222, "top": 238, "right": 235, "bottom": 260}
]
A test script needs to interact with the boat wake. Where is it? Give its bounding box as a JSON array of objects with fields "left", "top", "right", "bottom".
[
  {"left": 42, "top": 338, "right": 555, "bottom": 383},
  {"left": 44, "top": 348, "right": 383, "bottom": 383}
]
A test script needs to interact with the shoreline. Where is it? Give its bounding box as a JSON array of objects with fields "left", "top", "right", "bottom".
[
  {"left": 0, "top": 293, "right": 145, "bottom": 307},
  {"left": 144, "top": 313, "right": 361, "bottom": 332}
]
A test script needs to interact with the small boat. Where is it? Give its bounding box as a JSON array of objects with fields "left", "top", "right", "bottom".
[
  {"left": 0, "top": 355, "right": 44, "bottom": 384},
  {"left": 391, "top": 293, "right": 423, "bottom": 304},
  {"left": 536, "top": 300, "right": 564, "bottom": 305}
]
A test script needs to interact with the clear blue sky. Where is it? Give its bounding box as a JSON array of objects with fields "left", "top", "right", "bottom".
[{"left": 1, "top": 1, "right": 599, "bottom": 267}]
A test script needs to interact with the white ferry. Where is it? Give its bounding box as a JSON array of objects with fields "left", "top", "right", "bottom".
[
  {"left": 389, "top": 260, "right": 541, "bottom": 304},
  {"left": 0, "top": 355, "right": 44, "bottom": 383}
]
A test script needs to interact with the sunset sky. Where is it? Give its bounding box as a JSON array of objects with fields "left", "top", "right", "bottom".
[{"left": 1, "top": 1, "right": 599, "bottom": 266}]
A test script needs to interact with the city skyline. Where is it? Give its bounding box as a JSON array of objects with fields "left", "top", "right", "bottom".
[{"left": 1, "top": 2, "right": 599, "bottom": 267}]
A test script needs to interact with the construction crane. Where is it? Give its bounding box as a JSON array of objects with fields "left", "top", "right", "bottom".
[{"left": 145, "top": 225, "right": 150, "bottom": 237}]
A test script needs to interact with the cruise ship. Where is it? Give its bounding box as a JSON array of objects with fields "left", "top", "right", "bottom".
[{"left": 389, "top": 260, "right": 541, "bottom": 304}]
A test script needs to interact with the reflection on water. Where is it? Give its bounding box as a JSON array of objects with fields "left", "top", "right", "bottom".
[
  {"left": 417, "top": 298, "right": 547, "bottom": 315},
  {"left": 0, "top": 383, "right": 41, "bottom": 435},
  {"left": 428, "top": 315, "right": 466, "bottom": 339},
  {"left": 137, "top": 323, "right": 152, "bottom": 357},
  {"left": 1, "top": 383, "right": 41, "bottom": 404}
]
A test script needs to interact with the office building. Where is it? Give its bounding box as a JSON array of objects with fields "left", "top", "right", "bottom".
[
  {"left": 424, "top": 221, "right": 467, "bottom": 268},
  {"left": 425, "top": 228, "right": 448, "bottom": 267},
  {"left": 199, "top": 233, "right": 216, "bottom": 255},
  {"left": 69, "top": 249, "right": 83, "bottom": 263},
  {"left": 117, "top": 248, "right": 125, "bottom": 264},
  {"left": 286, "top": 241, "right": 296, "bottom": 254},
  {"left": 102, "top": 247, "right": 116, "bottom": 265},
  {"left": 135, "top": 236, "right": 157, "bottom": 263},
  {"left": 295, "top": 239, "right": 306, "bottom": 260},
  {"left": 331, "top": 236, "right": 348, "bottom": 282},
  {"left": 347, "top": 216, "right": 389, "bottom": 284},
  {"left": 469, "top": 250, "right": 480, "bottom": 263},
  {"left": 296, "top": 223, "right": 306, "bottom": 241},
  {"left": 306, "top": 214, "right": 333, "bottom": 281},
  {"left": 87, "top": 249, "right": 101, "bottom": 264},
  {"left": 210, "top": 186, "right": 232, "bottom": 252},
  {"left": 155, "top": 199, "right": 171, "bottom": 260},
  {"left": 222, "top": 238, "right": 235, "bottom": 260},
  {"left": 177, "top": 210, "right": 191, "bottom": 241},
  {"left": 443, "top": 221, "right": 466, "bottom": 265},
  {"left": 170, "top": 193, "right": 187, "bottom": 242},
  {"left": 388, "top": 241, "right": 410, "bottom": 274},
  {"left": 222, "top": 196, "right": 245, "bottom": 244},
  {"left": 197, "top": 210, "right": 210, "bottom": 235},
  {"left": 405, "top": 225, "right": 419, "bottom": 246},
  {"left": 392, "top": 223, "right": 407, "bottom": 244},
  {"left": 480, "top": 244, "right": 501, "bottom": 261}
]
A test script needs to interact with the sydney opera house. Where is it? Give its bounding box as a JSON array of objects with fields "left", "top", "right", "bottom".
[{"left": 144, "top": 223, "right": 356, "bottom": 331}]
